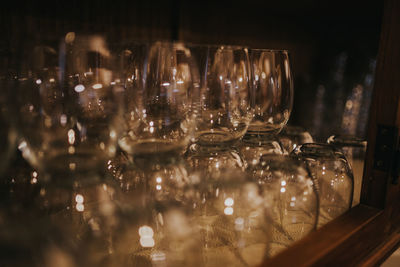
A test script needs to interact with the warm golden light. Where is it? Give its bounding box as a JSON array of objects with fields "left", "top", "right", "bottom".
[
  {"left": 74, "top": 84, "right": 85, "bottom": 93},
  {"left": 75, "top": 194, "right": 84, "bottom": 204},
  {"left": 139, "top": 225, "right": 155, "bottom": 248},
  {"left": 224, "top": 197, "right": 234, "bottom": 207},
  {"left": 68, "top": 129, "right": 75, "bottom": 144},
  {"left": 224, "top": 207, "right": 234, "bottom": 215},
  {"left": 92, "top": 83, "right": 103, "bottom": 89}
]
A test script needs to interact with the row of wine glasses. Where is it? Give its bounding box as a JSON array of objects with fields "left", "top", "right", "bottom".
[{"left": 0, "top": 33, "right": 363, "bottom": 266}]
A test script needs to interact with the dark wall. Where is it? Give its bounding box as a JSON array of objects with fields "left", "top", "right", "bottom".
[{"left": 1, "top": 0, "right": 384, "bottom": 140}]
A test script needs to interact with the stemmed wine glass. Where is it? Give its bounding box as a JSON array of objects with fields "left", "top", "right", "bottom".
[{"left": 239, "top": 49, "right": 294, "bottom": 166}]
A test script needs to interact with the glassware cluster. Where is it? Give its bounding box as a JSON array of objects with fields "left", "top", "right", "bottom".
[{"left": 0, "top": 34, "right": 359, "bottom": 266}]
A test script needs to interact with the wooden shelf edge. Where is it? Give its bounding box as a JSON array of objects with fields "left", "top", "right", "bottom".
[
  {"left": 260, "top": 205, "right": 385, "bottom": 267},
  {"left": 360, "top": 232, "right": 400, "bottom": 266}
]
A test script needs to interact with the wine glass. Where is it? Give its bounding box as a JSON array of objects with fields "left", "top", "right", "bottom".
[
  {"left": 13, "top": 34, "right": 124, "bottom": 182},
  {"left": 117, "top": 41, "right": 199, "bottom": 158},
  {"left": 247, "top": 49, "right": 293, "bottom": 136},
  {"left": 327, "top": 134, "right": 367, "bottom": 206},
  {"left": 239, "top": 49, "right": 294, "bottom": 166},
  {"left": 247, "top": 154, "right": 318, "bottom": 256},
  {"left": 185, "top": 44, "right": 251, "bottom": 175},
  {"left": 189, "top": 44, "right": 252, "bottom": 149},
  {"left": 293, "top": 143, "right": 354, "bottom": 227}
]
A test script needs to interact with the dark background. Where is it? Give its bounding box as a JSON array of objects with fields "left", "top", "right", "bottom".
[{"left": 1, "top": 0, "right": 384, "bottom": 141}]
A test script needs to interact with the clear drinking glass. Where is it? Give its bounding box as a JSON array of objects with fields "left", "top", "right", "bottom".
[
  {"left": 327, "top": 134, "right": 367, "bottom": 206},
  {"left": 189, "top": 44, "right": 252, "bottom": 149},
  {"left": 239, "top": 49, "right": 293, "bottom": 166},
  {"left": 13, "top": 34, "right": 124, "bottom": 180},
  {"left": 293, "top": 143, "right": 354, "bottom": 227},
  {"left": 247, "top": 154, "right": 318, "bottom": 256},
  {"left": 246, "top": 49, "right": 293, "bottom": 136},
  {"left": 117, "top": 41, "right": 199, "bottom": 157},
  {"left": 279, "top": 125, "right": 314, "bottom": 154}
]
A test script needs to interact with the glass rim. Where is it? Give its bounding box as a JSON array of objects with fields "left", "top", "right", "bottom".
[
  {"left": 249, "top": 48, "right": 290, "bottom": 53},
  {"left": 185, "top": 42, "right": 249, "bottom": 50}
]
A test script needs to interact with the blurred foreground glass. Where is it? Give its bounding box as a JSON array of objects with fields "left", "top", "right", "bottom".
[
  {"left": 327, "top": 134, "right": 367, "bottom": 206},
  {"left": 248, "top": 154, "right": 318, "bottom": 256},
  {"left": 293, "top": 143, "right": 354, "bottom": 227},
  {"left": 279, "top": 125, "right": 314, "bottom": 154},
  {"left": 188, "top": 169, "right": 271, "bottom": 266},
  {"left": 13, "top": 34, "right": 124, "bottom": 180},
  {"left": 0, "top": 173, "right": 121, "bottom": 266},
  {"left": 117, "top": 41, "right": 199, "bottom": 157},
  {"left": 189, "top": 45, "right": 252, "bottom": 149},
  {"left": 109, "top": 154, "right": 203, "bottom": 266}
]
